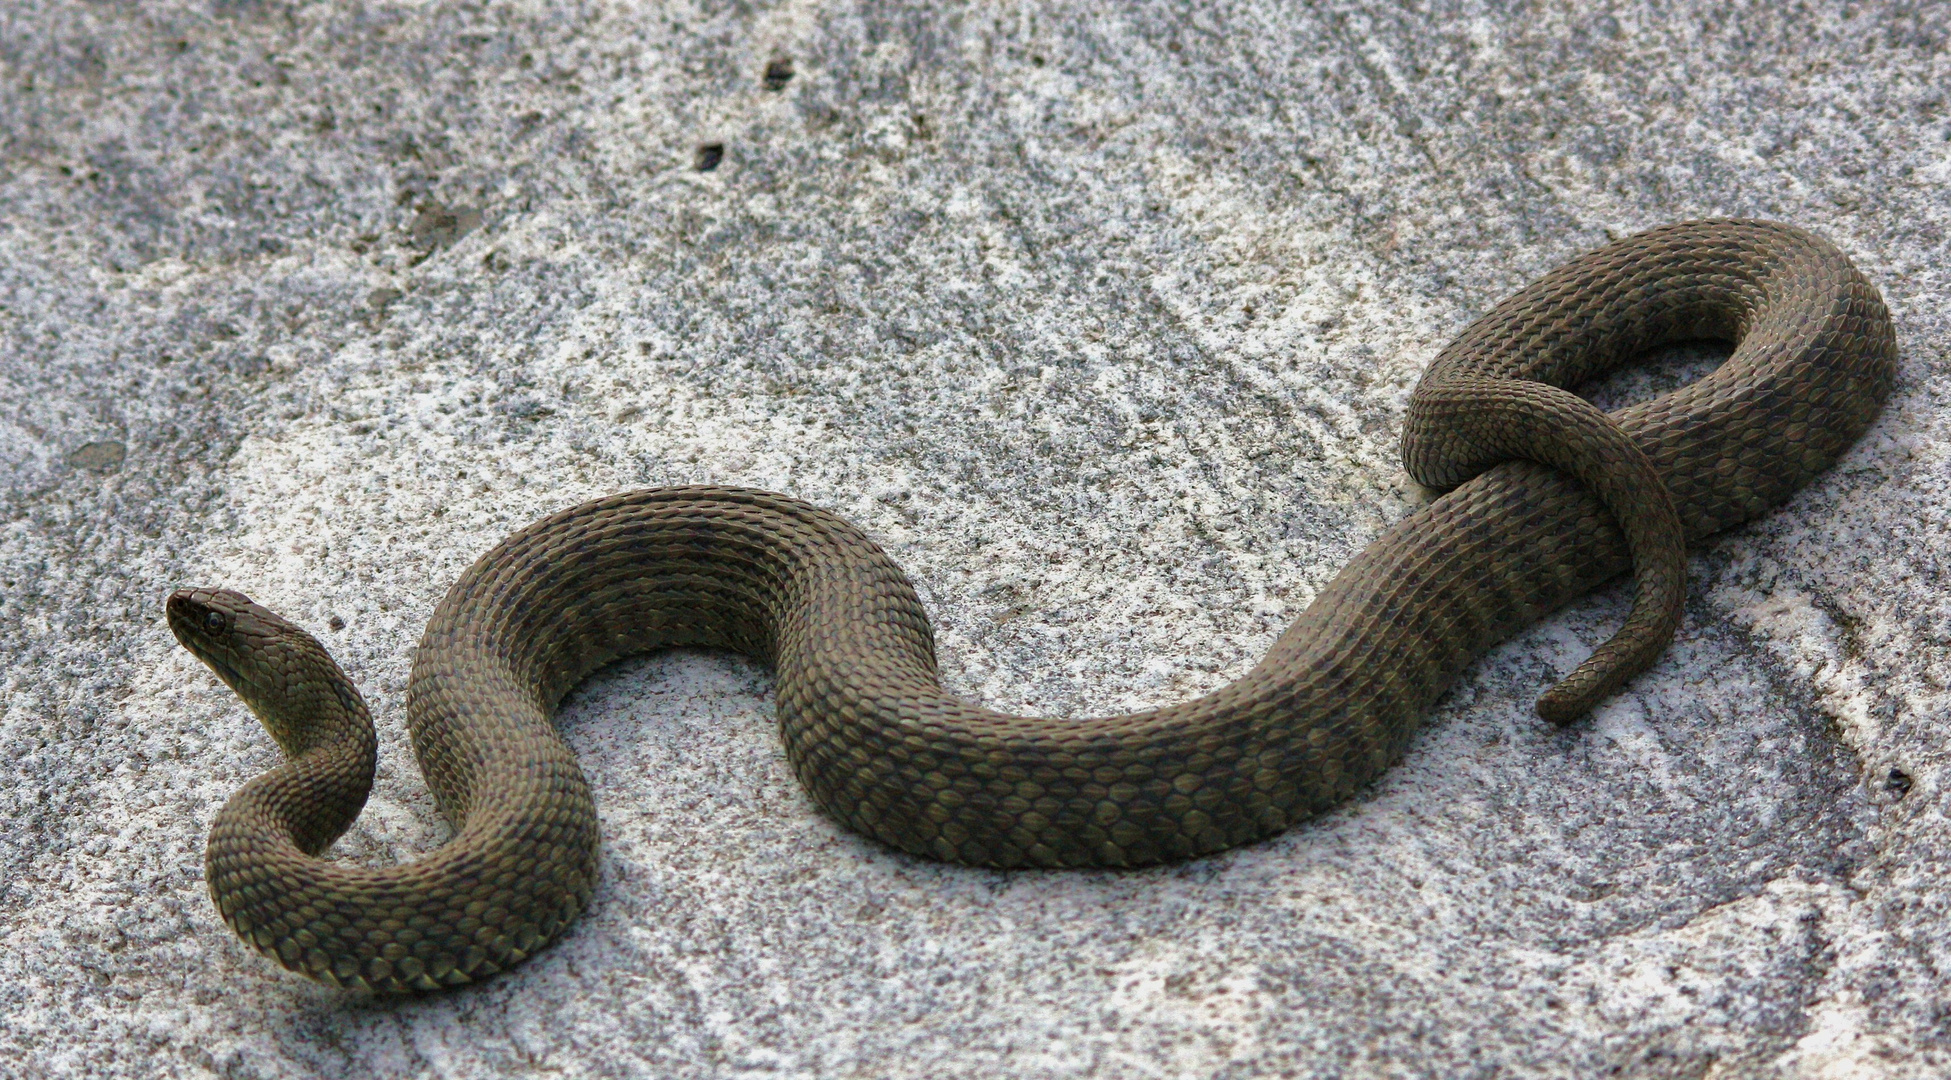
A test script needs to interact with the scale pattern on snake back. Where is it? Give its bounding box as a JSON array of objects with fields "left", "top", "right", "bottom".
[{"left": 166, "top": 220, "right": 1897, "bottom": 993}]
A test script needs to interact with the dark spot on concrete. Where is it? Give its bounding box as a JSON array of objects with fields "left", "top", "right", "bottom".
[
  {"left": 498, "top": 395, "right": 552, "bottom": 421},
  {"left": 1885, "top": 767, "right": 1913, "bottom": 798},
  {"left": 66, "top": 440, "right": 126, "bottom": 473},
  {"left": 763, "top": 56, "right": 794, "bottom": 91},
  {"left": 695, "top": 143, "right": 724, "bottom": 171},
  {"left": 409, "top": 203, "right": 482, "bottom": 251},
  {"left": 328, "top": 615, "right": 345, "bottom": 631}
]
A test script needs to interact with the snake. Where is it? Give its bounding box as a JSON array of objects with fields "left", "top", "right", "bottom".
[{"left": 167, "top": 220, "right": 1897, "bottom": 993}]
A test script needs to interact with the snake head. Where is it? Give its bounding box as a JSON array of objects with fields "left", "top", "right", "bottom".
[{"left": 167, "top": 587, "right": 370, "bottom": 759}]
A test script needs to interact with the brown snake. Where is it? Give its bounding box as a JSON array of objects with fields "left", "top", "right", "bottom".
[{"left": 168, "top": 220, "right": 1897, "bottom": 993}]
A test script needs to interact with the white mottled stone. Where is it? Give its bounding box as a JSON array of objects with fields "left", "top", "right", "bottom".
[{"left": 2, "top": 2, "right": 1946, "bottom": 1077}]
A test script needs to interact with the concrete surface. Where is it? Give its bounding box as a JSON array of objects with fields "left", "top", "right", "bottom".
[{"left": 2, "top": 1, "right": 1948, "bottom": 1077}]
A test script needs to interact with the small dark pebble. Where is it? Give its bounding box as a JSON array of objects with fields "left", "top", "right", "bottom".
[
  {"left": 67, "top": 440, "right": 126, "bottom": 473},
  {"left": 762, "top": 56, "right": 794, "bottom": 91},
  {"left": 1884, "top": 767, "right": 1913, "bottom": 798},
  {"left": 695, "top": 143, "right": 724, "bottom": 171},
  {"left": 409, "top": 203, "right": 481, "bottom": 250},
  {"left": 328, "top": 615, "right": 345, "bottom": 631}
]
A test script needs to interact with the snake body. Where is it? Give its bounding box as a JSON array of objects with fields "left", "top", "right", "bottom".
[{"left": 168, "top": 220, "right": 1896, "bottom": 993}]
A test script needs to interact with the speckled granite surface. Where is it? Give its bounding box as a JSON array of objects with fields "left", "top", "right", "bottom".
[{"left": 3, "top": 2, "right": 1947, "bottom": 1077}]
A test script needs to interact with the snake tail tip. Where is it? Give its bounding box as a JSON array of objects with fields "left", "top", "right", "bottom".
[{"left": 1533, "top": 688, "right": 1594, "bottom": 726}]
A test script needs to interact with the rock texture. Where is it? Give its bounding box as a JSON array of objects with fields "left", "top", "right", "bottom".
[{"left": 3, "top": 2, "right": 1947, "bottom": 1077}]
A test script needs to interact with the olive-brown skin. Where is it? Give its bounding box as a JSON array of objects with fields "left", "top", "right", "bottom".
[{"left": 167, "top": 220, "right": 1897, "bottom": 993}]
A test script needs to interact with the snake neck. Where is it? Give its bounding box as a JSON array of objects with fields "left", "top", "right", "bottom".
[
  {"left": 210, "top": 662, "right": 380, "bottom": 858},
  {"left": 220, "top": 739, "right": 378, "bottom": 857},
  {"left": 169, "top": 587, "right": 383, "bottom": 855}
]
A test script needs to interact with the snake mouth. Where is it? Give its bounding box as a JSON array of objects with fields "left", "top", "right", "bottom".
[{"left": 197, "top": 648, "right": 250, "bottom": 694}]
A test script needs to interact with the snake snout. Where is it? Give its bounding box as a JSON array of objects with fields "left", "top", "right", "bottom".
[
  {"left": 167, "top": 587, "right": 263, "bottom": 697},
  {"left": 168, "top": 587, "right": 268, "bottom": 671},
  {"left": 167, "top": 587, "right": 256, "bottom": 637}
]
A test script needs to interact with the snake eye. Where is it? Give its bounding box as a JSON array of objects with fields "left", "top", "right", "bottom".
[{"left": 204, "top": 609, "right": 228, "bottom": 633}]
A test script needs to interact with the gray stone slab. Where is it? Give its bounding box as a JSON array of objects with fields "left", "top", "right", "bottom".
[{"left": 2, "top": 1, "right": 1947, "bottom": 1077}]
